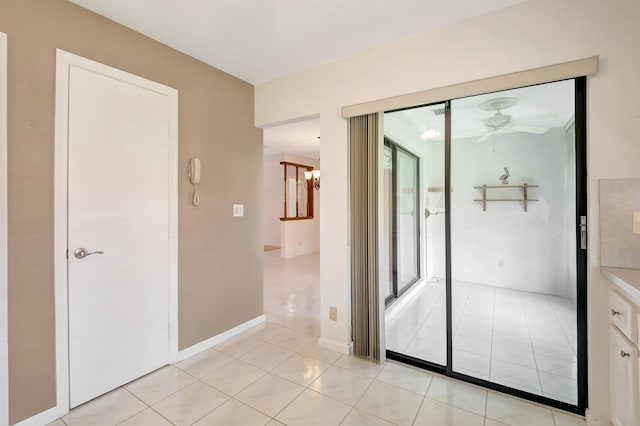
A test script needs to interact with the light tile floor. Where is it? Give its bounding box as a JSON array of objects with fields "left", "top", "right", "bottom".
[
  {"left": 49, "top": 251, "right": 584, "bottom": 425},
  {"left": 386, "top": 279, "right": 578, "bottom": 405}
]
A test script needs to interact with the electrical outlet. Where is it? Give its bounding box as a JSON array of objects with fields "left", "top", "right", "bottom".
[
  {"left": 633, "top": 211, "right": 640, "bottom": 234},
  {"left": 329, "top": 306, "right": 338, "bottom": 321},
  {"left": 233, "top": 204, "right": 244, "bottom": 217}
]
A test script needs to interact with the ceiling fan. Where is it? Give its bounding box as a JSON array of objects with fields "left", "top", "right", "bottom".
[{"left": 474, "top": 97, "right": 550, "bottom": 143}]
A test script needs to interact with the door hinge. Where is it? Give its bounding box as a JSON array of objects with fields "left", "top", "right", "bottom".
[
  {"left": 66, "top": 249, "right": 68, "bottom": 259},
  {"left": 580, "top": 216, "right": 587, "bottom": 250}
]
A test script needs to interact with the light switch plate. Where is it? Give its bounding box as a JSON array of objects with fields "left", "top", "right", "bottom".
[
  {"left": 633, "top": 211, "right": 640, "bottom": 234},
  {"left": 233, "top": 204, "right": 244, "bottom": 217}
]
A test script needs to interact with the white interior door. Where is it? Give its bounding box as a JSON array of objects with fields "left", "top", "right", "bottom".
[{"left": 67, "top": 64, "right": 171, "bottom": 408}]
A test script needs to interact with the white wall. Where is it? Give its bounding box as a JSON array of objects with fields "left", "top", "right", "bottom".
[
  {"left": 281, "top": 218, "right": 319, "bottom": 258},
  {"left": 255, "top": 0, "right": 640, "bottom": 420},
  {"left": 385, "top": 115, "right": 577, "bottom": 298},
  {"left": 263, "top": 154, "right": 283, "bottom": 246},
  {"left": 449, "top": 128, "right": 574, "bottom": 297}
]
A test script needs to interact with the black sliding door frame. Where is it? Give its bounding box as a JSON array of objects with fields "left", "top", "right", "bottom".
[
  {"left": 574, "top": 76, "right": 589, "bottom": 413},
  {"left": 386, "top": 77, "right": 588, "bottom": 416},
  {"left": 384, "top": 137, "right": 421, "bottom": 306}
]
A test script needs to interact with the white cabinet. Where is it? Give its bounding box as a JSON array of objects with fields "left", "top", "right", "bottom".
[
  {"left": 610, "top": 290, "right": 637, "bottom": 344},
  {"left": 609, "top": 325, "right": 639, "bottom": 426},
  {"left": 608, "top": 286, "right": 640, "bottom": 426}
]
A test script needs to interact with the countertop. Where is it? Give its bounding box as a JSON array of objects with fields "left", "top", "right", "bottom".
[{"left": 602, "top": 266, "right": 640, "bottom": 305}]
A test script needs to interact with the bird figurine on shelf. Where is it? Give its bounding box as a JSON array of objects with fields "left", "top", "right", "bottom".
[{"left": 499, "top": 167, "right": 510, "bottom": 185}]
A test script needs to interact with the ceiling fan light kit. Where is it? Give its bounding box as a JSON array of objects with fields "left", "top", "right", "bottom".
[{"left": 419, "top": 125, "right": 441, "bottom": 141}]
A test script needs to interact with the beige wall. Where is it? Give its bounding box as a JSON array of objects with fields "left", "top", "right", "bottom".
[
  {"left": 0, "top": 1, "right": 262, "bottom": 423},
  {"left": 255, "top": 0, "right": 640, "bottom": 422}
]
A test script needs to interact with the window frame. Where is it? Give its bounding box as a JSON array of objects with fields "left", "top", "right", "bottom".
[{"left": 279, "top": 161, "right": 315, "bottom": 221}]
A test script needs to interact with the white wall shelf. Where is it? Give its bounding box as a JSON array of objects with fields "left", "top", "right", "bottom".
[{"left": 473, "top": 183, "right": 539, "bottom": 212}]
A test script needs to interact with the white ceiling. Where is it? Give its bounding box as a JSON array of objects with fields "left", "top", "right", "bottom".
[
  {"left": 387, "top": 79, "right": 575, "bottom": 143},
  {"left": 69, "top": 0, "right": 527, "bottom": 84},
  {"left": 263, "top": 118, "right": 321, "bottom": 159}
]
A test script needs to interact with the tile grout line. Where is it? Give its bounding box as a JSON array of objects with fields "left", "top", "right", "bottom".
[
  {"left": 143, "top": 328, "right": 295, "bottom": 423},
  {"left": 119, "top": 387, "right": 176, "bottom": 425},
  {"left": 264, "top": 345, "right": 344, "bottom": 423},
  {"left": 546, "top": 293, "right": 579, "bottom": 357},
  {"left": 409, "top": 372, "right": 437, "bottom": 426},
  {"left": 486, "top": 286, "right": 497, "bottom": 418},
  {"left": 525, "top": 294, "right": 551, "bottom": 398},
  {"left": 532, "top": 296, "right": 552, "bottom": 400},
  {"left": 185, "top": 392, "right": 231, "bottom": 426},
  {"left": 227, "top": 320, "right": 347, "bottom": 423},
  {"left": 342, "top": 360, "right": 403, "bottom": 426},
  {"left": 483, "top": 389, "right": 490, "bottom": 426},
  {"left": 487, "top": 285, "right": 497, "bottom": 388},
  {"left": 389, "top": 280, "right": 578, "bottom": 404}
]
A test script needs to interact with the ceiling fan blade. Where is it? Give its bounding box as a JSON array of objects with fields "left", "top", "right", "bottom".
[
  {"left": 510, "top": 124, "right": 549, "bottom": 134},
  {"left": 452, "top": 128, "right": 486, "bottom": 139},
  {"left": 474, "top": 130, "right": 493, "bottom": 143},
  {"left": 515, "top": 113, "right": 559, "bottom": 123}
]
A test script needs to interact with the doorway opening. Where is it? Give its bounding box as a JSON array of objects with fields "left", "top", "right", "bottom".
[
  {"left": 262, "top": 117, "right": 321, "bottom": 336},
  {"left": 383, "top": 78, "right": 587, "bottom": 414}
]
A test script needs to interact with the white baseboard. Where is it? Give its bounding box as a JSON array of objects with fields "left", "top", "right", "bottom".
[
  {"left": 177, "top": 315, "right": 265, "bottom": 361},
  {"left": 14, "top": 316, "right": 265, "bottom": 425},
  {"left": 585, "top": 409, "right": 606, "bottom": 426},
  {"left": 13, "top": 407, "right": 59, "bottom": 426},
  {"left": 318, "top": 338, "right": 352, "bottom": 355}
]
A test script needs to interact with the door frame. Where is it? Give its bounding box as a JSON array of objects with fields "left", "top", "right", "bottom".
[
  {"left": 0, "top": 31, "right": 8, "bottom": 426},
  {"left": 383, "top": 137, "right": 421, "bottom": 305},
  {"left": 385, "top": 78, "right": 588, "bottom": 415},
  {"left": 53, "top": 49, "right": 179, "bottom": 417}
]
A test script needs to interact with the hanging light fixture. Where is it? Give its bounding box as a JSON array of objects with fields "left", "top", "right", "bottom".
[
  {"left": 305, "top": 135, "right": 320, "bottom": 190},
  {"left": 305, "top": 169, "right": 320, "bottom": 190}
]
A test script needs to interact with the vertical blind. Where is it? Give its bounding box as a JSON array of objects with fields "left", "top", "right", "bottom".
[{"left": 349, "top": 114, "right": 380, "bottom": 361}]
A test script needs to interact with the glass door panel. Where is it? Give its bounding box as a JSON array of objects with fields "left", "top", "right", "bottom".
[
  {"left": 383, "top": 103, "right": 447, "bottom": 366},
  {"left": 396, "top": 147, "right": 419, "bottom": 294},
  {"left": 450, "top": 80, "right": 578, "bottom": 404}
]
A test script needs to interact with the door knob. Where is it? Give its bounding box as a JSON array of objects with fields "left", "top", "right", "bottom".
[{"left": 73, "top": 248, "right": 104, "bottom": 259}]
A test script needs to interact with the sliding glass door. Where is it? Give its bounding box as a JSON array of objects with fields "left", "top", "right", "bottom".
[
  {"left": 395, "top": 143, "right": 420, "bottom": 296},
  {"left": 384, "top": 103, "right": 446, "bottom": 366},
  {"left": 383, "top": 140, "right": 420, "bottom": 304},
  {"left": 383, "top": 79, "right": 587, "bottom": 414}
]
